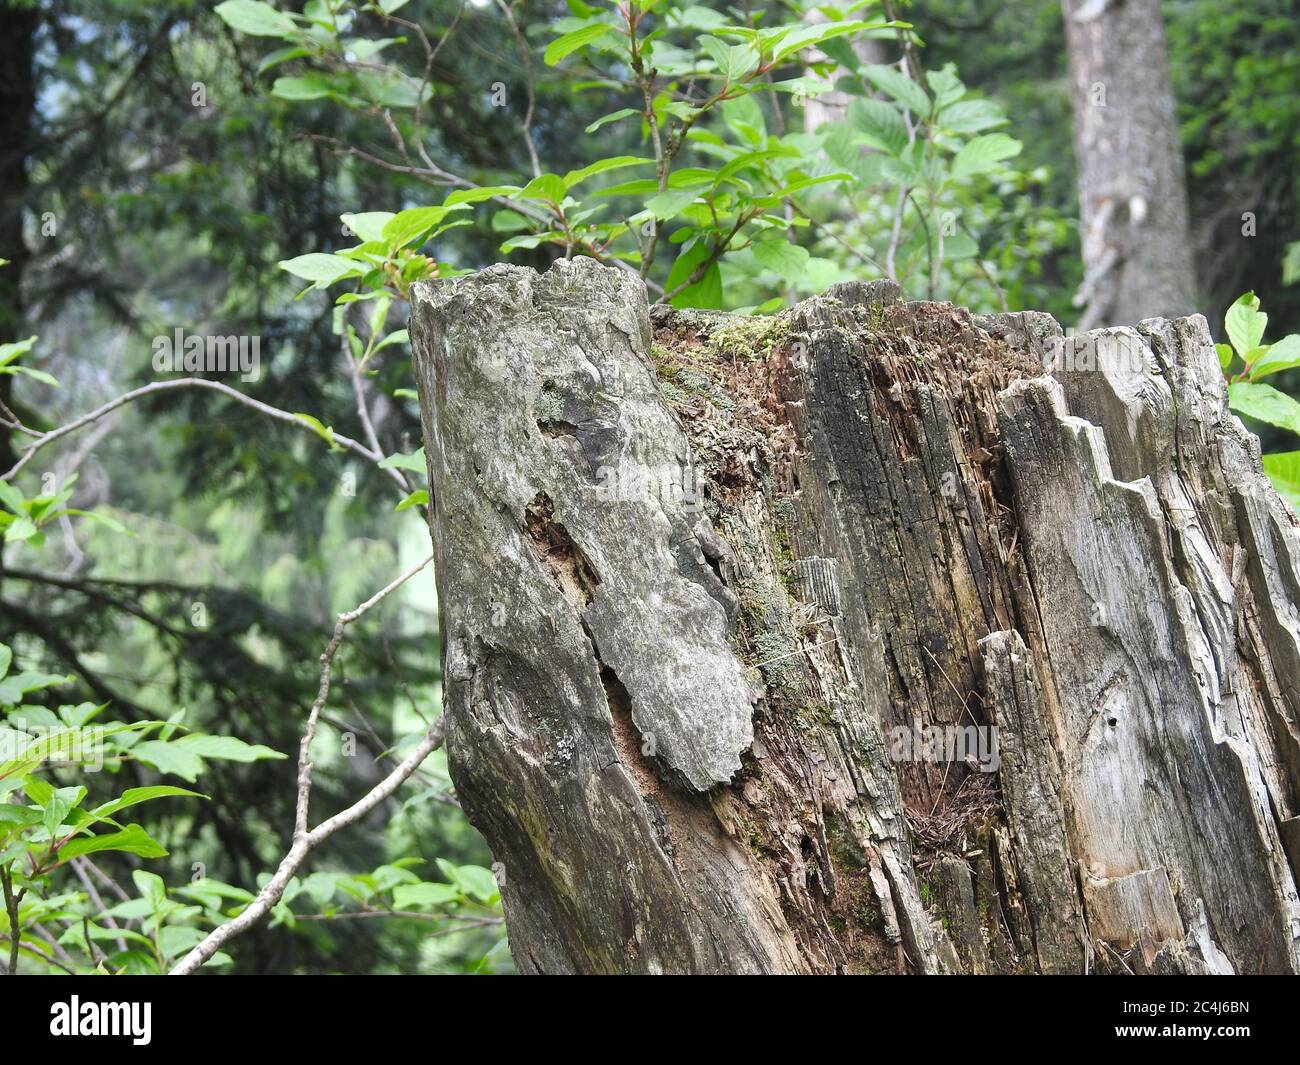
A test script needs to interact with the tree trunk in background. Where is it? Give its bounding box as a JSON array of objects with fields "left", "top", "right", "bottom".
[
  {"left": 801, "top": 12, "right": 889, "bottom": 133},
  {"left": 1061, "top": 0, "right": 1198, "bottom": 330},
  {"left": 0, "top": 1, "right": 37, "bottom": 474},
  {"left": 410, "top": 258, "right": 1300, "bottom": 974}
]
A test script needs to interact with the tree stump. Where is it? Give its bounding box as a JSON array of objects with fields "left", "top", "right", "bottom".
[{"left": 410, "top": 257, "right": 1300, "bottom": 974}]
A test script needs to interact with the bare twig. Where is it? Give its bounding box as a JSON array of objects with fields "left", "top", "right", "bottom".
[
  {"left": 493, "top": 0, "right": 542, "bottom": 178},
  {"left": 1, "top": 377, "right": 411, "bottom": 497},
  {"left": 169, "top": 717, "right": 444, "bottom": 975},
  {"left": 884, "top": 184, "right": 910, "bottom": 283},
  {"left": 70, "top": 858, "right": 128, "bottom": 954},
  {"left": 1, "top": 866, "right": 25, "bottom": 975},
  {"left": 296, "top": 551, "right": 434, "bottom": 836},
  {"left": 170, "top": 555, "right": 441, "bottom": 975}
]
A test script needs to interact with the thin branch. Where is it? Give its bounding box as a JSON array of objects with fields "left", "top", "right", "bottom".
[
  {"left": 0, "top": 394, "right": 39, "bottom": 437},
  {"left": 657, "top": 212, "right": 752, "bottom": 305},
  {"left": 337, "top": 310, "right": 416, "bottom": 504},
  {"left": 169, "top": 717, "right": 444, "bottom": 975},
  {"left": 70, "top": 858, "right": 127, "bottom": 954},
  {"left": 169, "top": 555, "right": 441, "bottom": 976},
  {"left": 1, "top": 866, "right": 24, "bottom": 975},
  {"left": 0, "top": 934, "right": 78, "bottom": 975},
  {"left": 493, "top": 0, "right": 542, "bottom": 178},
  {"left": 1, "top": 377, "right": 409, "bottom": 496},
  {"left": 885, "top": 184, "right": 910, "bottom": 283},
  {"left": 296, "top": 551, "right": 434, "bottom": 836}
]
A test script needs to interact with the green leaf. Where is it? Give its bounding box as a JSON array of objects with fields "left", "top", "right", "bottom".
[
  {"left": 436, "top": 859, "right": 499, "bottom": 902},
  {"left": 1228, "top": 382, "right": 1300, "bottom": 436},
  {"left": 0, "top": 336, "right": 37, "bottom": 367},
  {"left": 382, "top": 206, "right": 461, "bottom": 249},
  {"left": 278, "top": 253, "right": 365, "bottom": 287},
  {"left": 0, "top": 644, "right": 10, "bottom": 682},
  {"left": 516, "top": 174, "right": 567, "bottom": 204},
  {"left": 4, "top": 515, "right": 38, "bottom": 543},
  {"left": 645, "top": 188, "right": 698, "bottom": 222},
  {"left": 949, "top": 133, "right": 1022, "bottom": 179},
  {"left": 292, "top": 412, "right": 336, "bottom": 449},
  {"left": 176, "top": 734, "right": 286, "bottom": 763},
  {"left": 563, "top": 156, "right": 651, "bottom": 189},
  {"left": 770, "top": 172, "right": 851, "bottom": 199},
  {"left": 943, "top": 232, "right": 979, "bottom": 260},
  {"left": 1262, "top": 451, "right": 1300, "bottom": 511},
  {"left": 544, "top": 24, "right": 614, "bottom": 66},
  {"left": 499, "top": 233, "right": 551, "bottom": 252},
  {"left": 214, "top": 0, "right": 296, "bottom": 38},
  {"left": 379, "top": 0, "right": 411, "bottom": 12},
  {"left": 55, "top": 508, "right": 130, "bottom": 536},
  {"left": 357, "top": 70, "right": 431, "bottom": 109},
  {"left": 937, "top": 99, "right": 1006, "bottom": 134},
  {"left": 1251, "top": 334, "right": 1300, "bottom": 380},
  {"left": 585, "top": 108, "right": 640, "bottom": 133},
  {"left": 340, "top": 212, "right": 395, "bottom": 242},
  {"left": 59, "top": 823, "right": 168, "bottom": 861},
  {"left": 179, "top": 878, "right": 257, "bottom": 906},
  {"left": 769, "top": 20, "right": 872, "bottom": 65},
  {"left": 43, "top": 785, "right": 87, "bottom": 833},
  {"left": 271, "top": 74, "right": 336, "bottom": 101},
  {"left": 1226, "top": 291, "right": 1267, "bottom": 360},
  {"left": 159, "top": 926, "right": 206, "bottom": 959},
  {"left": 257, "top": 45, "right": 312, "bottom": 73},
  {"left": 378, "top": 447, "right": 426, "bottom": 472},
  {"left": 672, "top": 263, "right": 723, "bottom": 309},
  {"left": 21, "top": 775, "right": 53, "bottom": 805},
  {"left": 1216, "top": 343, "right": 1235, "bottom": 371},
  {"left": 1285, "top": 243, "right": 1300, "bottom": 287},
  {"left": 344, "top": 36, "right": 404, "bottom": 62},
  {"left": 0, "top": 803, "right": 40, "bottom": 829},
  {"left": 374, "top": 329, "right": 408, "bottom": 353},
  {"left": 133, "top": 869, "right": 167, "bottom": 910},
  {"left": 87, "top": 786, "right": 204, "bottom": 823},
  {"left": 392, "top": 882, "right": 460, "bottom": 908},
  {"left": 752, "top": 240, "right": 810, "bottom": 283},
  {"left": 130, "top": 741, "right": 205, "bottom": 782},
  {"left": 444, "top": 186, "right": 520, "bottom": 207},
  {"left": 926, "top": 65, "right": 966, "bottom": 112},
  {"left": 674, "top": 5, "right": 729, "bottom": 31},
  {"left": 847, "top": 98, "right": 908, "bottom": 155},
  {"left": 395, "top": 489, "right": 428, "bottom": 512},
  {"left": 0, "top": 480, "right": 23, "bottom": 514},
  {"left": 864, "top": 64, "right": 931, "bottom": 117},
  {"left": 699, "top": 36, "right": 759, "bottom": 81},
  {"left": 491, "top": 209, "right": 531, "bottom": 233},
  {"left": 2, "top": 364, "right": 57, "bottom": 386}
]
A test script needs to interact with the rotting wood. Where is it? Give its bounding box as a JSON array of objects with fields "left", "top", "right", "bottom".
[{"left": 410, "top": 257, "right": 1300, "bottom": 974}]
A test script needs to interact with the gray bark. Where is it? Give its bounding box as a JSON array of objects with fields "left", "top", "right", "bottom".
[
  {"left": 1061, "top": 0, "right": 1199, "bottom": 330},
  {"left": 410, "top": 257, "right": 1300, "bottom": 974}
]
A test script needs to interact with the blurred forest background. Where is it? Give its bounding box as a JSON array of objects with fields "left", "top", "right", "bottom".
[{"left": 1, "top": 0, "right": 1297, "bottom": 974}]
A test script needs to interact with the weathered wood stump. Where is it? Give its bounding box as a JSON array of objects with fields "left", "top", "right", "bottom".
[{"left": 410, "top": 257, "right": 1300, "bottom": 974}]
